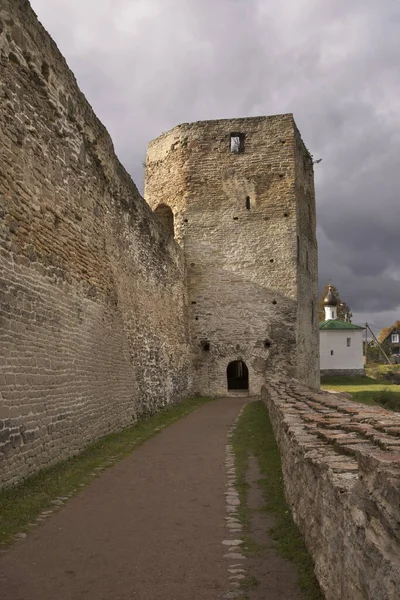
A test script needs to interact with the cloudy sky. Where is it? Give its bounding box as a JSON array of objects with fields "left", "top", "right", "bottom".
[{"left": 30, "top": 0, "right": 400, "bottom": 334}]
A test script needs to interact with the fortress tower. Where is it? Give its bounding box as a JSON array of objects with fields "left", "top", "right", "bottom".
[{"left": 145, "top": 115, "right": 319, "bottom": 394}]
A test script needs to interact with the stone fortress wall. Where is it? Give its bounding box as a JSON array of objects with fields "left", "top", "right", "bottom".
[
  {"left": 263, "top": 381, "right": 400, "bottom": 600},
  {"left": 145, "top": 116, "right": 319, "bottom": 395},
  {"left": 293, "top": 127, "right": 320, "bottom": 384},
  {"left": 0, "top": 0, "right": 192, "bottom": 488}
]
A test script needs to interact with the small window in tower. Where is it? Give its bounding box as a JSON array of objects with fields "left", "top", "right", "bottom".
[
  {"left": 297, "top": 236, "right": 300, "bottom": 262},
  {"left": 330, "top": 350, "right": 334, "bottom": 356},
  {"left": 246, "top": 196, "right": 251, "bottom": 210},
  {"left": 347, "top": 338, "right": 351, "bottom": 347},
  {"left": 230, "top": 133, "right": 245, "bottom": 153},
  {"left": 311, "top": 301, "right": 314, "bottom": 324}
]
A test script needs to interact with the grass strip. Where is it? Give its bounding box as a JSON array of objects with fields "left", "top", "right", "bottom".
[
  {"left": 0, "top": 396, "right": 212, "bottom": 546},
  {"left": 320, "top": 375, "right": 400, "bottom": 411},
  {"left": 231, "top": 400, "right": 324, "bottom": 600}
]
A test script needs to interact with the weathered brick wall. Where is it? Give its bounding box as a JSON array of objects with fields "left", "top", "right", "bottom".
[
  {"left": 145, "top": 116, "right": 318, "bottom": 395},
  {"left": 262, "top": 382, "right": 400, "bottom": 600},
  {"left": 0, "top": 0, "right": 192, "bottom": 488}
]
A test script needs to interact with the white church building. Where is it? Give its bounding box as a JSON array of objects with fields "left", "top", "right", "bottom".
[{"left": 319, "top": 285, "right": 365, "bottom": 376}]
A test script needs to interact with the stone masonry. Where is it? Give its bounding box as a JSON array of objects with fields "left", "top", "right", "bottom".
[
  {"left": 0, "top": 0, "right": 192, "bottom": 488},
  {"left": 145, "top": 116, "right": 319, "bottom": 396},
  {"left": 263, "top": 381, "right": 400, "bottom": 600}
]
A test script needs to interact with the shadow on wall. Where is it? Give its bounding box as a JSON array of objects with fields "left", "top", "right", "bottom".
[{"left": 154, "top": 204, "right": 174, "bottom": 237}]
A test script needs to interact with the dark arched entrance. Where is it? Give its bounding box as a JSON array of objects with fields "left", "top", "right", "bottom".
[
  {"left": 227, "top": 361, "right": 249, "bottom": 391},
  {"left": 154, "top": 204, "right": 174, "bottom": 237}
]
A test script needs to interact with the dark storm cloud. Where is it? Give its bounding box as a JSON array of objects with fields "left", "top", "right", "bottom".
[
  {"left": 30, "top": 0, "right": 400, "bottom": 330},
  {"left": 318, "top": 227, "right": 400, "bottom": 313}
]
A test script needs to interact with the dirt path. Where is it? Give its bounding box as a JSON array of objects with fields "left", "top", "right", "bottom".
[
  {"left": 0, "top": 397, "right": 247, "bottom": 600},
  {"left": 0, "top": 397, "right": 315, "bottom": 600}
]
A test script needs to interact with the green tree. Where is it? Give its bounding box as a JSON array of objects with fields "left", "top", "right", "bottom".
[
  {"left": 365, "top": 339, "right": 392, "bottom": 365},
  {"left": 318, "top": 284, "right": 352, "bottom": 322}
]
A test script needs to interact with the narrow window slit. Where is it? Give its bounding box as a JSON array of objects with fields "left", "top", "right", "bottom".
[{"left": 230, "top": 133, "right": 245, "bottom": 153}]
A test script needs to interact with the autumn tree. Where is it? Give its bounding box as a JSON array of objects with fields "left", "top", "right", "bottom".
[{"left": 318, "top": 284, "right": 352, "bottom": 322}]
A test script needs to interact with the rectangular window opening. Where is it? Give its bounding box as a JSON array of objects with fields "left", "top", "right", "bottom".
[
  {"left": 230, "top": 133, "right": 245, "bottom": 153},
  {"left": 330, "top": 350, "right": 334, "bottom": 355},
  {"left": 347, "top": 338, "right": 351, "bottom": 347},
  {"left": 392, "top": 334, "right": 399, "bottom": 343},
  {"left": 246, "top": 196, "right": 251, "bottom": 210}
]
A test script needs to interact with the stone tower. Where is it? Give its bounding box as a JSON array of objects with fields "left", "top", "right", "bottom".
[{"left": 145, "top": 114, "right": 319, "bottom": 395}]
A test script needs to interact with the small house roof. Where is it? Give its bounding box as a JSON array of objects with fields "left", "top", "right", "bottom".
[
  {"left": 319, "top": 319, "right": 364, "bottom": 331},
  {"left": 379, "top": 323, "right": 400, "bottom": 343}
]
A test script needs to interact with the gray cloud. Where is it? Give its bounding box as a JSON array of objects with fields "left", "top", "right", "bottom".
[{"left": 31, "top": 0, "right": 400, "bottom": 332}]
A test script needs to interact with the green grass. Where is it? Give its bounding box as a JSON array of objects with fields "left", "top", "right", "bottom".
[
  {"left": 368, "top": 364, "right": 400, "bottom": 375},
  {"left": 320, "top": 375, "right": 400, "bottom": 411},
  {"left": 231, "top": 401, "right": 323, "bottom": 600},
  {"left": 0, "top": 396, "right": 212, "bottom": 547},
  {"left": 239, "top": 574, "right": 260, "bottom": 591}
]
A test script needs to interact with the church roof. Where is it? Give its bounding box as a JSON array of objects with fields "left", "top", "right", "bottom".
[{"left": 319, "top": 319, "right": 364, "bottom": 331}]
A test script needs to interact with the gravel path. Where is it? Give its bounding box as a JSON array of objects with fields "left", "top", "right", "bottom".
[{"left": 0, "top": 397, "right": 247, "bottom": 600}]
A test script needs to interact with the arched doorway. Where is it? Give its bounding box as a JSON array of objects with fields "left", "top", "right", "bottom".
[
  {"left": 227, "top": 361, "right": 249, "bottom": 391},
  {"left": 154, "top": 204, "right": 174, "bottom": 236}
]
